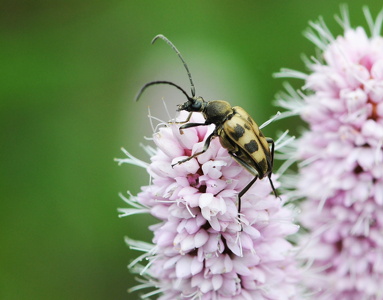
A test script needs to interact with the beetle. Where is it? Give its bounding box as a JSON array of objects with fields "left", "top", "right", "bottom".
[{"left": 136, "top": 34, "right": 278, "bottom": 216}]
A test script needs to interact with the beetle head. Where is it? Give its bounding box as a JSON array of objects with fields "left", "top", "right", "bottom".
[{"left": 177, "top": 96, "right": 206, "bottom": 112}]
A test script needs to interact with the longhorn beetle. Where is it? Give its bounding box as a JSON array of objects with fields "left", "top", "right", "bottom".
[{"left": 136, "top": 34, "right": 278, "bottom": 216}]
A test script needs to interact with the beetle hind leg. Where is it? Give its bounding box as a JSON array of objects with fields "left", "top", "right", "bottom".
[
  {"left": 265, "top": 137, "right": 279, "bottom": 199},
  {"left": 227, "top": 152, "right": 258, "bottom": 214},
  {"left": 238, "top": 175, "right": 258, "bottom": 214},
  {"left": 268, "top": 174, "right": 279, "bottom": 198}
]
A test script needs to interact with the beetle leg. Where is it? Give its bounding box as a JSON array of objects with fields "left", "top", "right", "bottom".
[
  {"left": 266, "top": 137, "right": 275, "bottom": 170},
  {"left": 267, "top": 174, "right": 279, "bottom": 198},
  {"left": 176, "top": 121, "right": 209, "bottom": 135},
  {"left": 172, "top": 131, "right": 216, "bottom": 167},
  {"left": 228, "top": 152, "right": 258, "bottom": 177},
  {"left": 228, "top": 152, "right": 259, "bottom": 214},
  {"left": 170, "top": 112, "right": 193, "bottom": 124},
  {"left": 238, "top": 175, "right": 258, "bottom": 214},
  {"left": 179, "top": 122, "right": 208, "bottom": 130},
  {"left": 265, "top": 138, "right": 278, "bottom": 198}
]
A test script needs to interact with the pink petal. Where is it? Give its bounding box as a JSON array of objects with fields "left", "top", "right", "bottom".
[
  {"left": 154, "top": 129, "right": 184, "bottom": 157},
  {"left": 209, "top": 216, "right": 221, "bottom": 231},
  {"left": 212, "top": 274, "right": 223, "bottom": 290},
  {"left": 176, "top": 255, "right": 193, "bottom": 278},
  {"left": 191, "top": 256, "right": 203, "bottom": 275},
  {"left": 194, "top": 230, "right": 209, "bottom": 248},
  {"left": 199, "top": 279, "right": 213, "bottom": 293},
  {"left": 233, "top": 260, "right": 252, "bottom": 276},
  {"left": 199, "top": 193, "right": 214, "bottom": 208},
  {"left": 163, "top": 255, "right": 181, "bottom": 270},
  {"left": 180, "top": 235, "right": 196, "bottom": 252},
  {"left": 223, "top": 254, "right": 234, "bottom": 272},
  {"left": 371, "top": 59, "right": 383, "bottom": 79},
  {"left": 203, "top": 234, "right": 220, "bottom": 253}
]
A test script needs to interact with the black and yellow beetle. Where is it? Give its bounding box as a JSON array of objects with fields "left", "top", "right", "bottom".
[{"left": 136, "top": 34, "right": 278, "bottom": 215}]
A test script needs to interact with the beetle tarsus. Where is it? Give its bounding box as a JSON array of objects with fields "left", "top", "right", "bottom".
[{"left": 172, "top": 157, "right": 191, "bottom": 167}]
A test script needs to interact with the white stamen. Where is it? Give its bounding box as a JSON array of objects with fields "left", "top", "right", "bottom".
[
  {"left": 182, "top": 289, "right": 202, "bottom": 300},
  {"left": 336, "top": 4, "right": 350, "bottom": 31},
  {"left": 305, "top": 17, "right": 335, "bottom": 50},
  {"left": 140, "top": 255, "right": 159, "bottom": 275},
  {"left": 140, "top": 143, "right": 157, "bottom": 157},
  {"left": 124, "top": 237, "right": 155, "bottom": 252},
  {"left": 154, "top": 199, "right": 177, "bottom": 203},
  {"left": 274, "top": 68, "right": 308, "bottom": 80},
  {"left": 118, "top": 208, "right": 149, "bottom": 217},
  {"left": 128, "top": 281, "right": 155, "bottom": 293},
  {"left": 149, "top": 115, "right": 168, "bottom": 132},
  {"left": 275, "top": 129, "right": 289, "bottom": 145},
  {"left": 363, "top": 6, "right": 383, "bottom": 38},
  {"left": 317, "top": 191, "right": 330, "bottom": 213},
  {"left": 141, "top": 287, "right": 164, "bottom": 299},
  {"left": 298, "top": 154, "right": 321, "bottom": 167},
  {"left": 147, "top": 106, "right": 155, "bottom": 133},
  {"left": 260, "top": 111, "right": 281, "bottom": 129},
  {"left": 116, "top": 148, "right": 149, "bottom": 169},
  {"left": 236, "top": 232, "right": 244, "bottom": 257},
  {"left": 185, "top": 202, "right": 196, "bottom": 218},
  {"left": 143, "top": 135, "right": 154, "bottom": 141},
  {"left": 304, "top": 28, "right": 327, "bottom": 51},
  {"left": 119, "top": 192, "right": 146, "bottom": 209},
  {"left": 162, "top": 97, "right": 173, "bottom": 121},
  {"left": 275, "top": 133, "right": 295, "bottom": 151},
  {"left": 277, "top": 157, "right": 296, "bottom": 177},
  {"left": 128, "top": 252, "right": 151, "bottom": 269}
]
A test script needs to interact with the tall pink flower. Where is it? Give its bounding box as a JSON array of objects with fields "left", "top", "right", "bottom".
[
  {"left": 117, "top": 111, "right": 303, "bottom": 299},
  {"left": 275, "top": 6, "right": 383, "bottom": 299}
]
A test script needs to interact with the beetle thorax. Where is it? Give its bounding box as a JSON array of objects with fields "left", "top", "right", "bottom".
[{"left": 203, "top": 100, "right": 233, "bottom": 125}]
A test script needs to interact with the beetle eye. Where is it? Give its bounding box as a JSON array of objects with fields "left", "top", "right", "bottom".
[{"left": 191, "top": 101, "right": 202, "bottom": 111}]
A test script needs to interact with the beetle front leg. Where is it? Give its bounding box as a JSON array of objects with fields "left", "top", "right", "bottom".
[
  {"left": 172, "top": 131, "right": 216, "bottom": 167},
  {"left": 169, "top": 112, "right": 193, "bottom": 124},
  {"left": 169, "top": 112, "right": 209, "bottom": 134},
  {"left": 177, "top": 121, "right": 209, "bottom": 134}
]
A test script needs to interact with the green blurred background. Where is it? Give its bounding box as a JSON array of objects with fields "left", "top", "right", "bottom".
[{"left": 1, "top": 1, "right": 381, "bottom": 299}]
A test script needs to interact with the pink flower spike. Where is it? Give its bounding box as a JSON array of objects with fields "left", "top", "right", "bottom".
[
  {"left": 276, "top": 6, "right": 383, "bottom": 299},
  {"left": 118, "top": 109, "right": 303, "bottom": 298}
]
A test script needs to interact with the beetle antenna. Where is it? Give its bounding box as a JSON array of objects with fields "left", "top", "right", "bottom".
[
  {"left": 135, "top": 80, "right": 194, "bottom": 103},
  {"left": 152, "top": 34, "right": 196, "bottom": 97}
]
